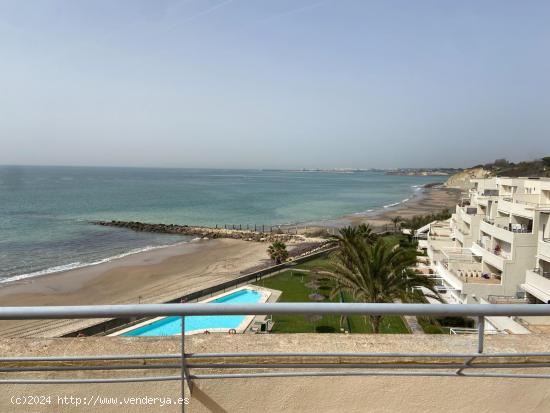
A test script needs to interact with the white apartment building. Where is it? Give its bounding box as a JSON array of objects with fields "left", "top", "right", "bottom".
[{"left": 427, "top": 177, "right": 550, "bottom": 306}]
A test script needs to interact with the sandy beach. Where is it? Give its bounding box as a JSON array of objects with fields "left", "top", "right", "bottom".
[
  {"left": 347, "top": 184, "right": 461, "bottom": 230},
  {"left": 0, "top": 239, "right": 270, "bottom": 337}
]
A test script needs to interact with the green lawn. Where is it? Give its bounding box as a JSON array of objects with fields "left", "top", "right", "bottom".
[
  {"left": 417, "top": 317, "right": 445, "bottom": 334},
  {"left": 270, "top": 238, "right": 465, "bottom": 334},
  {"left": 417, "top": 316, "right": 474, "bottom": 334},
  {"left": 254, "top": 269, "right": 409, "bottom": 334},
  {"left": 293, "top": 257, "right": 334, "bottom": 272}
]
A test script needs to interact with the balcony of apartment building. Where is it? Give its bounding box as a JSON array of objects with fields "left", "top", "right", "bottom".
[
  {"left": 479, "top": 213, "right": 535, "bottom": 251},
  {"left": 471, "top": 234, "right": 512, "bottom": 272},
  {"left": 498, "top": 193, "right": 543, "bottom": 218},
  {"left": 426, "top": 236, "right": 455, "bottom": 265},
  {"left": 434, "top": 249, "right": 501, "bottom": 303},
  {"left": 486, "top": 293, "right": 528, "bottom": 304},
  {"left": 472, "top": 189, "right": 500, "bottom": 208},
  {"left": 479, "top": 216, "right": 533, "bottom": 244},
  {"left": 427, "top": 223, "right": 454, "bottom": 249},
  {"left": 457, "top": 205, "right": 482, "bottom": 226},
  {"left": 522, "top": 258, "right": 550, "bottom": 304}
]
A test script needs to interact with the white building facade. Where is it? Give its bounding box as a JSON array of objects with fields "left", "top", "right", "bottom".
[{"left": 427, "top": 177, "right": 550, "bottom": 306}]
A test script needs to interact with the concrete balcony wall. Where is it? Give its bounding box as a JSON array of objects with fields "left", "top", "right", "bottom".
[
  {"left": 539, "top": 239, "right": 550, "bottom": 261},
  {"left": 455, "top": 228, "right": 465, "bottom": 245},
  {"left": 476, "top": 196, "right": 488, "bottom": 207},
  {"left": 462, "top": 211, "right": 472, "bottom": 225},
  {"left": 2, "top": 335, "right": 550, "bottom": 413},
  {"left": 471, "top": 242, "right": 505, "bottom": 271},
  {"left": 480, "top": 220, "right": 514, "bottom": 244},
  {"left": 435, "top": 262, "right": 464, "bottom": 291},
  {"left": 498, "top": 199, "right": 535, "bottom": 219},
  {"left": 461, "top": 281, "right": 504, "bottom": 300},
  {"left": 524, "top": 270, "right": 550, "bottom": 301},
  {"left": 435, "top": 261, "right": 504, "bottom": 301}
]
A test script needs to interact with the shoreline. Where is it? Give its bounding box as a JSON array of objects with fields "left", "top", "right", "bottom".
[
  {"left": 296, "top": 183, "right": 461, "bottom": 232},
  {"left": 1, "top": 182, "right": 457, "bottom": 287},
  {"left": 346, "top": 184, "right": 461, "bottom": 230}
]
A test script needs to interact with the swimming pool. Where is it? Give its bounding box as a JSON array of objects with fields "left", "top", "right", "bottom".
[{"left": 120, "top": 288, "right": 267, "bottom": 336}]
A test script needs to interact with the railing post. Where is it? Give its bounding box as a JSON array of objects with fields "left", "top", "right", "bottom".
[
  {"left": 181, "top": 315, "right": 187, "bottom": 413},
  {"left": 477, "top": 316, "right": 485, "bottom": 354}
]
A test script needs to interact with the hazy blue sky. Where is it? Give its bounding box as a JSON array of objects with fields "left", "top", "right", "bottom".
[{"left": 1, "top": 0, "right": 549, "bottom": 169}]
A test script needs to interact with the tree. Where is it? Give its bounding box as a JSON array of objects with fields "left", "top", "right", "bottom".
[
  {"left": 267, "top": 241, "right": 289, "bottom": 264},
  {"left": 326, "top": 238, "right": 441, "bottom": 333},
  {"left": 330, "top": 223, "right": 377, "bottom": 249},
  {"left": 494, "top": 158, "right": 509, "bottom": 167},
  {"left": 356, "top": 223, "right": 377, "bottom": 243},
  {"left": 390, "top": 216, "right": 402, "bottom": 233}
]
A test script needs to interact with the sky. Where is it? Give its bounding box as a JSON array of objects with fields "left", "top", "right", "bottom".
[{"left": 0, "top": 0, "right": 549, "bottom": 169}]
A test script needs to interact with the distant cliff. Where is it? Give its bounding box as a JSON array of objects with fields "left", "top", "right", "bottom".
[{"left": 444, "top": 167, "right": 492, "bottom": 190}]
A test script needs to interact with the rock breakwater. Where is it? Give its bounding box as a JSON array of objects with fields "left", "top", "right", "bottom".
[{"left": 93, "top": 220, "right": 305, "bottom": 243}]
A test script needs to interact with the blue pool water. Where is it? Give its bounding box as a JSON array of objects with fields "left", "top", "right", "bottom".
[{"left": 122, "top": 289, "right": 264, "bottom": 336}]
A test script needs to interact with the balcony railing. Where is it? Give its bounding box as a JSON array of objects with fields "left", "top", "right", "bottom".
[
  {"left": 2, "top": 302, "right": 550, "bottom": 413},
  {"left": 482, "top": 218, "right": 532, "bottom": 234},
  {"left": 487, "top": 295, "right": 528, "bottom": 304},
  {"left": 501, "top": 195, "right": 550, "bottom": 208}
]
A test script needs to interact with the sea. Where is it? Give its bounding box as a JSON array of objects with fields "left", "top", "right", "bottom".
[{"left": 0, "top": 166, "right": 442, "bottom": 283}]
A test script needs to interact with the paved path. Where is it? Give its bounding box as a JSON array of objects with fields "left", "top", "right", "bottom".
[{"left": 403, "top": 315, "right": 425, "bottom": 334}]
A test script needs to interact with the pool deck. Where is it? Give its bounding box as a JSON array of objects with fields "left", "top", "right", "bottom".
[
  {"left": 245, "top": 287, "right": 282, "bottom": 333},
  {"left": 110, "top": 285, "right": 278, "bottom": 337}
]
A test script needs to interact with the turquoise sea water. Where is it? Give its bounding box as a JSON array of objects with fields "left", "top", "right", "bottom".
[
  {"left": 122, "top": 288, "right": 264, "bottom": 336},
  {"left": 0, "top": 166, "right": 441, "bottom": 281}
]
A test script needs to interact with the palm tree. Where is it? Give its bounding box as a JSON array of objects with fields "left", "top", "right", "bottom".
[
  {"left": 330, "top": 223, "right": 376, "bottom": 249},
  {"left": 267, "top": 241, "right": 289, "bottom": 264},
  {"left": 356, "top": 223, "right": 377, "bottom": 243},
  {"left": 390, "top": 216, "right": 402, "bottom": 233},
  {"left": 326, "top": 237, "right": 440, "bottom": 333}
]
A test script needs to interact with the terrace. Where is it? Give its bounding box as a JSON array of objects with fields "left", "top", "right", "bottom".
[{"left": 2, "top": 304, "right": 550, "bottom": 412}]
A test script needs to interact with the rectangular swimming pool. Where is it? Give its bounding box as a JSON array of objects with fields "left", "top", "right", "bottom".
[{"left": 120, "top": 288, "right": 266, "bottom": 336}]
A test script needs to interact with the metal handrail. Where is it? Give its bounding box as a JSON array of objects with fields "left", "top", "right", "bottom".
[
  {"left": 2, "top": 303, "right": 550, "bottom": 318},
  {"left": 3, "top": 303, "right": 550, "bottom": 412}
]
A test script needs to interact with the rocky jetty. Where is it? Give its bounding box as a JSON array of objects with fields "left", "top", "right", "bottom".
[{"left": 92, "top": 220, "right": 304, "bottom": 243}]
